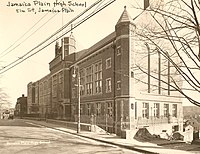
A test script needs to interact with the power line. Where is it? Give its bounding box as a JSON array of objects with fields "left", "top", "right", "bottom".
[
  {"left": 0, "top": 0, "right": 116, "bottom": 74},
  {"left": 0, "top": 12, "right": 49, "bottom": 58},
  {"left": 0, "top": 0, "right": 76, "bottom": 59},
  {"left": 0, "top": 0, "right": 105, "bottom": 72},
  {"left": 0, "top": 13, "right": 59, "bottom": 60}
]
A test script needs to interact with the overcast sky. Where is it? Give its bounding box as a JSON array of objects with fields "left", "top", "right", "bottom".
[{"left": 0, "top": 0, "right": 195, "bottom": 108}]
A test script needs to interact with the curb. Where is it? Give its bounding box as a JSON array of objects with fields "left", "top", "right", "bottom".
[
  {"left": 77, "top": 134, "right": 158, "bottom": 154},
  {"left": 158, "top": 141, "right": 186, "bottom": 146},
  {"left": 25, "top": 119, "right": 158, "bottom": 154}
]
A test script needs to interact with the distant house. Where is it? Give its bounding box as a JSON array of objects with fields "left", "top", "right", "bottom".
[
  {"left": 184, "top": 118, "right": 200, "bottom": 140},
  {"left": 15, "top": 94, "right": 27, "bottom": 117},
  {"left": 185, "top": 119, "right": 200, "bottom": 132},
  {"left": 183, "top": 124, "right": 194, "bottom": 143}
]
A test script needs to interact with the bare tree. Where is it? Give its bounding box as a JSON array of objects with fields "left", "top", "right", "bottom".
[
  {"left": 132, "top": 0, "right": 200, "bottom": 106},
  {"left": 0, "top": 88, "right": 10, "bottom": 109}
]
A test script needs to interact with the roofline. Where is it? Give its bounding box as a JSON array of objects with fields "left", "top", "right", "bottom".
[{"left": 70, "top": 32, "right": 116, "bottom": 68}]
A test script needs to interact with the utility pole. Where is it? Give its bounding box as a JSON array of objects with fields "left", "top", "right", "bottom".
[
  {"left": 73, "top": 66, "right": 81, "bottom": 133},
  {"left": 77, "top": 72, "right": 81, "bottom": 133}
]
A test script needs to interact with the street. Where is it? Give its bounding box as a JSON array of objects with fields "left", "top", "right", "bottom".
[{"left": 0, "top": 119, "right": 140, "bottom": 154}]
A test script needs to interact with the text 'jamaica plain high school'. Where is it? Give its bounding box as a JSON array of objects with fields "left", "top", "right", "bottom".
[{"left": 27, "top": 7, "right": 183, "bottom": 139}]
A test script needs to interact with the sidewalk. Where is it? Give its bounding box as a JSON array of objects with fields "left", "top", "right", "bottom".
[{"left": 23, "top": 119, "right": 194, "bottom": 154}]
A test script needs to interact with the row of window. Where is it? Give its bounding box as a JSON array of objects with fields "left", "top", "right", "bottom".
[
  {"left": 73, "top": 102, "right": 113, "bottom": 117},
  {"left": 72, "top": 59, "right": 121, "bottom": 97},
  {"left": 73, "top": 102, "right": 178, "bottom": 120},
  {"left": 72, "top": 78, "right": 122, "bottom": 98},
  {"left": 52, "top": 71, "right": 64, "bottom": 98},
  {"left": 142, "top": 103, "right": 178, "bottom": 119}
]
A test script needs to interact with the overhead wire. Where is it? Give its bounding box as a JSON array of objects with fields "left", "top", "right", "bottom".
[
  {"left": 0, "top": 12, "right": 61, "bottom": 69},
  {"left": 0, "top": 0, "right": 76, "bottom": 59},
  {"left": 0, "top": 0, "right": 116, "bottom": 74},
  {"left": 0, "top": 13, "right": 59, "bottom": 59},
  {"left": 0, "top": 11, "right": 50, "bottom": 58},
  {"left": 0, "top": 0, "right": 105, "bottom": 71}
]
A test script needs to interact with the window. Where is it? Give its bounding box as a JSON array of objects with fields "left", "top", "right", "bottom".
[
  {"left": 80, "top": 85, "right": 85, "bottom": 96},
  {"left": 39, "top": 83, "right": 43, "bottom": 96},
  {"left": 172, "top": 104, "right": 177, "bottom": 117},
  {"left": 117, "top": 46, "right": 121, "bottom": 55},
  {"left": 164, "top": 104, "right": 169, "bottom": 117},
  {"left": 106, "top": 58, "right": 111, "bottom": 69},
  {"left": 86, "top": 66, "right": 93, "bottom": 95},
  {"left": 44, "top": 81, "right": 47, "bottom": 94},
  {"left": 106, "top": 78, "right": 111, "bottom": 93},
  {"left": 87, "top": 104, "right": 91, "bottom": 115},
  {"left": 153, "top": 103, "right": 159, "bottom": 118},
  {"left": 142, "top": 102, "right": 149, "bottom": 118},
  {"left": 96, "top": 102, "right": 101, "bottom": 116},
  {"left": 94, "top": 61, "right": 102, "bottom": 94},
  {"left": 117, "top": 81, "right": 121, "bottom": 90},
  {"left": 58, "top": 71, "right": 63, "bottom": 99},
  {"left": 52, "top": 75, "right": 57, "bottom": 97},
  {"left": 59, "top": 71, "right": 63, "bottom": 84},
  {"left": 107, "top": 102, "right": 113, "bottom": 117},
  {"left": 80, "top": 69, "right": 85, "bottom": 96}
]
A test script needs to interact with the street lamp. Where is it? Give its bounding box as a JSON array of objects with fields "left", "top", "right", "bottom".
[{"left": 72, "top": 66, "right": 81, "bottom": 133}]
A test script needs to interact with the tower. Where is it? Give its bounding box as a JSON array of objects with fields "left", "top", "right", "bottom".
[
  {"left": 114, "top": 6, "right": 136, "bottom": 137},
  {"left": 62, "top": 32, "right": 76, "bottom": 59}
]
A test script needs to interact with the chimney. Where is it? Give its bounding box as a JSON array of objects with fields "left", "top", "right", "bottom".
[
  {"left": 22, "top": 94, "right": 24, "bottom": 97},
  {"left": 55, "top": 41, "right": 61, "bottom": 57}
]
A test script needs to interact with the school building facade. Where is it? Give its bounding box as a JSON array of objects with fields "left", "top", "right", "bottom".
[{"left": 27, "top": 7, "right": 183, "bottom": 138}]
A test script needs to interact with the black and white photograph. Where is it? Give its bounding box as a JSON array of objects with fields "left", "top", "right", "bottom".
[{"left": 0, "top": 0, "right": 200, "bottom": 153}]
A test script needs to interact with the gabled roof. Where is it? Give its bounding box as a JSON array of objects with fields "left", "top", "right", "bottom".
[{"left": 116, "top": 6, "right": 133, "bottom": 25}]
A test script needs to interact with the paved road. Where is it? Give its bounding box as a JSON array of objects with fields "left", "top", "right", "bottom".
[{"left": 0, "top": 119, "right": 140, "bottom": 154}]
